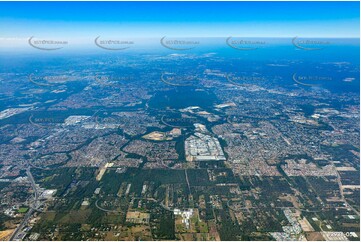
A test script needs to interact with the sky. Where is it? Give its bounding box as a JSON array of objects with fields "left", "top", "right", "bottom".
[{"left": 0, "top": 1, "right": 359, "bottom": 39}]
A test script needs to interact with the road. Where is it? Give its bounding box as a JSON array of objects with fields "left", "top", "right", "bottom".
[
  {"left": 184, "top": 169, "right": 191, "bottom": 194},
  {"left": 336, "top": 171, "right": 360, "bottom": 216},
  {"left": 10, "top": 168, "right": 41, "bottom": 241}
]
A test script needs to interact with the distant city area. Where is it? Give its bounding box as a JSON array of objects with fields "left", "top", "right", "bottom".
[{"left": 0, "top": 42, "right": 359, "bottom": 240}]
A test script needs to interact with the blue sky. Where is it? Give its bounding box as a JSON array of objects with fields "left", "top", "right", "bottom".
[{"left": 0, "top": 1, "right": 359, "bottom": 38}]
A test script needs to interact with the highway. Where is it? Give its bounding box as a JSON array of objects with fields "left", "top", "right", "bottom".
[{"left": 10, "top": 168, "right": 41, "bottom": 241}]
